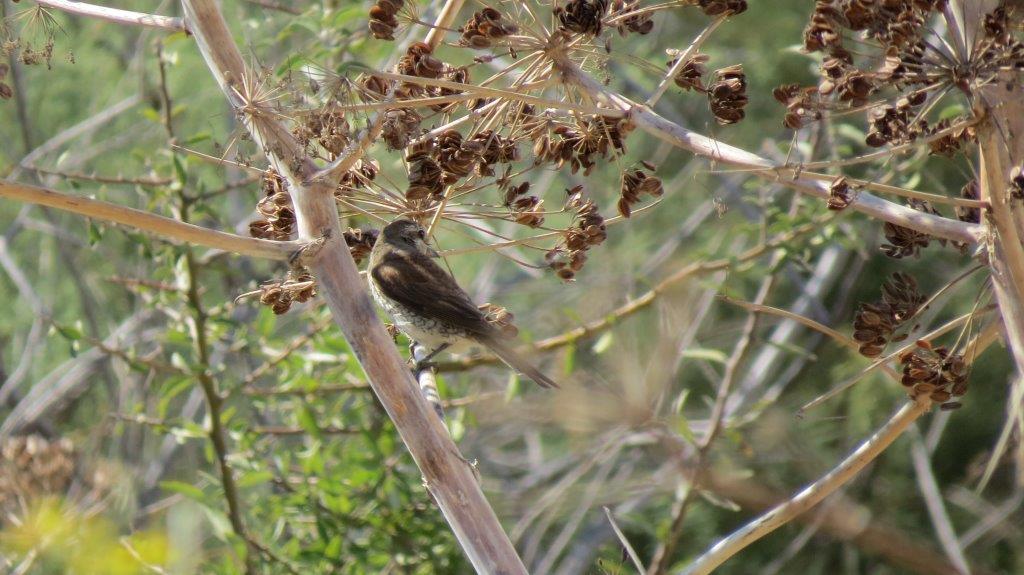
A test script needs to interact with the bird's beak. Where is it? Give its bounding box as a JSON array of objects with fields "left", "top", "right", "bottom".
[{"left": 422, "top": 243, "right": 440, "bottom": 258}]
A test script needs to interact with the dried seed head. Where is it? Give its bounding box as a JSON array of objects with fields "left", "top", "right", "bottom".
[{"left": 556, "top": 0, "right": 609, "bottom": 36}]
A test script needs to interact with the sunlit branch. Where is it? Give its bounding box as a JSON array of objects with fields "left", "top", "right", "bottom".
[{"left": 0, "top": 180, "right": 298, "bottom": 259}]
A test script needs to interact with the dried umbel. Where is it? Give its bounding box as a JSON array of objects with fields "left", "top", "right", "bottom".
[
  {"left": 610, "top": 0, "right": 654, "bottom": 36},
  {"left": 0, "top": 435, "right": 76, "bottom": 513},
  {"left": 956, "top": 179, "right": 981, "bottom": 224},
  {"left": 382, "top": 108, "right": 422, "bottom": 151},
  {"left": 343, "top": 227, "right": 379, "bottom": 265},
  {"left": 369, "top": 0, "right": 403, "bottom": 40},
  {"left": 337, "top": 158, "right": 379, "bottom": 191},
  {"left": 899, "top": 341, "right": 968, "bottom": 409},
  {"left": 406, "top": 143, "right": 444, "bottom": 204},
  {"left": 511, "top": 194, "right": 545, "bottom": 227},
  {"left": 668, "top": 53, "right": 708, "bottom": 92},
  {"left": 618, "top": 162, "right": 663, "bottom": 218},
  {"left": 479, "top": 303, "right": 519, "bottom": 337},
  {"left": 927, "top": 118, "right": 976, "bottom": 156},
  {"left": 707, "top": 65, "right": 748, "bottom": 125},
  {"left": 773, "top": 83, "right": 823, "bottom": 129},
  {"left": 461, "top": 8, "right": 518, "bottom": 49},
  {"left": 881, "top": 199, "right": 943, "bottom": 259},
  {"left": 470, "top": 130, "right": 519, "bottom": 176},
  {"left": 398, "top": 42, "right": 445, "bottom": 82},
  {"left": 435, "top": 129, "right": 478, "bottom": 184},
  {"left": 297, "top": 110, "right": 351, "bottom": 157},
  {"left": 698, "top": 0, "right": 747, "bottom": 16},
  {"left": 546, "top": 186, "right": 608, "bottom": 280},
  {"left": 827, "top": 176, "right": 855, "bottom": 210},
  {"left": 532, "top": 116, "right": 633, "bottom": 175},
  {"left": 556, "top": 0, "right": 610, "bottom": 36},
  {"left": 249, "top": 170, "right": 295, "bottom": 241},
  {"left": 259, "top": 269, "right": 317, "bottom": 315},
  {"left": 852, "top": 272, "right": 926, "bottom": 357}
]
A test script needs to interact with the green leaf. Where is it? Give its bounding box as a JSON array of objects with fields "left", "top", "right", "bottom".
[
  {"left": 236, "top": 470, "right": 273, "bottom": 489},
  {"left": 202, "top": 506, "right": 234, "bottom": 542},
  {"left": 504, "top": 373, "right": 521, "bottom": 402},
  {"left": 592, "top": 331, "right": 614, "bottom": 354},
  {"left": 159, "top": 480, "right": 205, "bottom": 501},
  {"left": 677, "top": 348, "right": 728, "bottom": 364},
  {"left": 87, "top": 220, "right": 103, "bottom": 245},
  {"left": 53, "top": 322, "right": 83, "bottom": 341}
]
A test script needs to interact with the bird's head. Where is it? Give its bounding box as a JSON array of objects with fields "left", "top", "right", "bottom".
[{"left": 378, "top": 218, "right": 440, "bottom": 258}]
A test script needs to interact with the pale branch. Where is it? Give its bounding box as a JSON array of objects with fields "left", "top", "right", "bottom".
[
  {"left": 424, "top": 0, "right": 466, "bottom": 49},
  {"left": 680, "top": 397, "right": 933, "bottom": 575},
  {"left": 178, "top": 0, "right": 529, "bottom": 571},
  {"left": 556, "top": 58, "right": 985, "bottom": 246},
  {"left": 0, "top": 181, "right": 299, "bottom": 260},
  {"left": 33, "top": 0, "right": 186, "bottom": 32}
]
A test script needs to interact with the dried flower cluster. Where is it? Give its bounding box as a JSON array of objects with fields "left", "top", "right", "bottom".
[
  {"left": 258, "top": 269, "right": 317, "bottom": 315},
  {"left": 610, "top": 0, "right": 654, "bottom": 36},
  {"left": 531, "top": 115, "right": 634, "bottom": 176},
  {"left": 249, "top": 170, "right": 295, "bottom": 241},
  {"left": 479, "top": 303, "right": 519, "bottom": 337},
  {"left": 881, "top": 199, "right": 943, "bottom": 259},
  {"left": 546, "top": 186, "right": 608, "bottom": 280},
  {"left": 956, "top": 179, "right": 981, "bottom": 224},
  {"left": 618, "top": 162, "right": 663, "bottom": 218},
  {"left": 460, "top": 8, "right": 518, "bottom": 49},
  {"left": 295, "top": 110, "right": 351, "bottom": 157},
  {"left": 666, "top": 57, "right": 748, "bottom": 125},
  {"left": 774, "top": 0, "right": 1024, "bottom": 155},
  {"left": 1, "top": 435, "right": 76, "bottom": 514},
  {"left": 698, "top": 0, "right": 747, "bottom": 16},
  {"left": 556, "top": 0, "right": 609, "bottom": 36},
  {"left": 369, "top": 0, "right": 404, "bottom": 40},
  {"left": 899, "top": 341, "right": 967, "bottom": 410},
  {"left": 707, "top": 64, "right": 748, "bottom": 125},
  {"left": 669, "top": 53, "right": 709, "bottom": 92},
  {"left": 827, "top": 176, "right": 855, "bottom": 210},
  {"left": 773, "top": 83, "right": 824, "bottom": 129},
  {"left": 852, "top": 272, "right": 926, "bottom": 358},
  {"left": 343, "top": 227, "right": 379, "bottom": 265}
]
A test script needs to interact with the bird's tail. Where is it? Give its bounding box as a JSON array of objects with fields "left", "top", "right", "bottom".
[{"left": 481, "top": 336, "right": 559, "bottom": 389}]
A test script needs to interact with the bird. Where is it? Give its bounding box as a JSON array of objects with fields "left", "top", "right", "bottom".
[{"left": 367, "top": 218, "right": 558, "bottom": 389}]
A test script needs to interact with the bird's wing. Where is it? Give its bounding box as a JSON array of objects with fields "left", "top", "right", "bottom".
[{"left": 371, "top": 251, "right": 494, "bottom": 337}]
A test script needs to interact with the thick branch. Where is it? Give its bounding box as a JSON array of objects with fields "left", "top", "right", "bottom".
[
  {"left": 179, "top": 0, "right": 528, "bottom": 571},
  {"left": 0, "top": 180, "right": 297, "bottom": 259}
]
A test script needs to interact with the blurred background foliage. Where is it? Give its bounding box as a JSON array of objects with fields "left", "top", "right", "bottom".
[{"left": 0, "top": 0, "right": 1018, "bottom": 574}]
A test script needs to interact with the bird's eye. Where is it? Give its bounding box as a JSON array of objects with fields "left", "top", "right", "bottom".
[{"left": 417, "top": 229, "right": 426, "bottom": 240}]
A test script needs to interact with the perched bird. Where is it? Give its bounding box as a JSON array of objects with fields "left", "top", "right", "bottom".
[{"left": 368, "top": 218, "right": 558, "bottom": 388}]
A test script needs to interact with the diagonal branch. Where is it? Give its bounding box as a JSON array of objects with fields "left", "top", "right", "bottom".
[
  {"left": 178, "top": 0, "right": 529, "bottom": 572},
  {"left": 0, "top": 180, "right": 299, "bottom": 260},
  {"left": 32, "top": 0, "right": 187, "bottom": 32},
  {"left": 556, "top": 58, "right": 985, "bottom": 246}
]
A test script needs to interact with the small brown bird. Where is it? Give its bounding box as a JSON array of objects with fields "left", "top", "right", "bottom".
[{"left": 368, "top": 218, "right": 557, "bottom": 388}]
